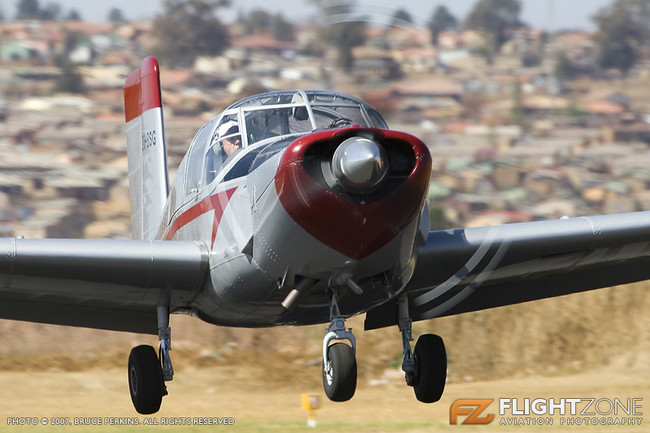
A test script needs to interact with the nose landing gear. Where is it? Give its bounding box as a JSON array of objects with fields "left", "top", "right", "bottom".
[
  {"left": 323, "top": 342, "right": 357, "bottom": 401},
  {"left": 322, "top": 295, "right": 357, "bottom": 402}
]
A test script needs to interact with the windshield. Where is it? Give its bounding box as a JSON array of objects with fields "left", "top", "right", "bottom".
[
  {"left": 244, "top": 107, "right": 314, "bottom": 145},
  {"left": 229, "top": 90, "right": 387, "bottom": 146},
  {"left": 185, "top": 90, "right": 388, "bottom": 191}
]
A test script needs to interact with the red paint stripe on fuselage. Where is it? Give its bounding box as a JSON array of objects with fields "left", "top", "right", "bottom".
[
  {"left": 163, "top": 188, "right": 237, "bottom": 247},
  {"left": 124, "top": 56, "right": 162, "bottom": 123}
]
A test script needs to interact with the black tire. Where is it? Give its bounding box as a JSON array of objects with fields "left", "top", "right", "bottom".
[
  {"left": 413, "top": 334, "right": 447, "bottom": 403},
  {"left": 322, "top": 342, "right": 357, "bottom": 402},
  {"left": 128, "top": 345, "right": 165, "bottom": 414}
]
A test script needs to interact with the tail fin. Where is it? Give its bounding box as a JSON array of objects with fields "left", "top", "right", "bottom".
[{"left": 123, "top": 57, "right": 169, "bottom": 240}]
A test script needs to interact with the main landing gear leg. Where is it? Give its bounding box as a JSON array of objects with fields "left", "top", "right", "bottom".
[
  {"left": 157, "top": 305, "right": 175, "bottom": 383},
  {"left": 127, "top": 305, "right": 174, "bottom": 414},
  {"left": 398, "top": 295, "right": 447, "bottom": 403},
  {"left": 322, "top": 294, "right": 357, "bottom": 402}
]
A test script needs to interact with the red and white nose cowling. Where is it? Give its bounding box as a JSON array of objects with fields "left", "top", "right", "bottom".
[
  {"left": 275, "top": 127, "right": 432, "bottom": 260},
  {"left": 331, "top": 137, "right": 389, "bottom": 194}
]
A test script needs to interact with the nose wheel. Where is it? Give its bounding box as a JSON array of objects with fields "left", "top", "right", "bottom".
[
  {"left": 322, "top": 295, "right": 357, "bottom": 402},
  {"left": 322, "top": 342, "right": 357, "bottom": 401}
]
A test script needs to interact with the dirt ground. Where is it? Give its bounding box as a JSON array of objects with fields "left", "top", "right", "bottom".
[
  {"left": 0, "top": 282, "right": 647, "bottom": 432},
  {"left": 0, "top": 362, "right": 646, "bottom": 432}
]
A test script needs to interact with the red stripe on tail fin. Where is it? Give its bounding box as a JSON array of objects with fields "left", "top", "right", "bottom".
[
  {"left": 123, "top": 57, "right": 169, "bottom": 240},
  {"left": 124, "top": 56, "right": 162, "bottom": 123}
]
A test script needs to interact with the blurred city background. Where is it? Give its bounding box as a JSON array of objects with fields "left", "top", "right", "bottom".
[{"left": 0, "top": 0, "right": 648, "bottom": 426}]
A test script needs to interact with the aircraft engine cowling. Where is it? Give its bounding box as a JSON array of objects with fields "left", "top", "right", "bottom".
[{"left": 274, "top": 127, "right": 432, "bottom": 260}]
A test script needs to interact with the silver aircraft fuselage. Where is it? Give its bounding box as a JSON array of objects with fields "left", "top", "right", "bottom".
[{"left": 156, "top": 91, "right": 432, "bottom": 327}]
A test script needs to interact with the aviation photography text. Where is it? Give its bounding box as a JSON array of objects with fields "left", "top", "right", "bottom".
[{"left": 450, "top": 396, "right": 644, "bottom": 427}]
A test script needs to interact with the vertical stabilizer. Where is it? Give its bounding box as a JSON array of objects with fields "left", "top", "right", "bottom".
[{"left": 123, "top": 57, "right": 169, "bottom": 240}]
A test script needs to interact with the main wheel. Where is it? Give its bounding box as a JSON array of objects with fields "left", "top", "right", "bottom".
[
  {"left": 322, "top": 342, "right": 357, "bottom": 402},
  {"left": 413, "top": 334, "right": 447, "bottom": 403},
  {"left": 128, "top": 345, "right": 165, "bottom": 414}
]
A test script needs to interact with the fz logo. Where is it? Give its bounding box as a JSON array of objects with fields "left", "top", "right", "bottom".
[{"left": 449, "top": 399, "right": 495, "bottom": 425}]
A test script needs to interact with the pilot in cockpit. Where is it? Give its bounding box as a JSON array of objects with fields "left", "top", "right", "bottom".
[
  {"left": 217, "top": 120, "right": 242, "bottom": 157},
  {"left": 205, "top": 120, "right": 242, "bottom": 184}
]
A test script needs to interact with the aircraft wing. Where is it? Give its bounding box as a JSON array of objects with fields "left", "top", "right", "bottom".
[
  {"left": 365, "top": 211, "right": 650, "bottom": 330},
  {"left": 0, "top": 238, "right": 209, "bottom": 334}
]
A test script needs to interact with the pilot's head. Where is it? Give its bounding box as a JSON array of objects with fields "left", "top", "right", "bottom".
[{"left": 217, "top": 120, "right": 241, "bottom": 156}]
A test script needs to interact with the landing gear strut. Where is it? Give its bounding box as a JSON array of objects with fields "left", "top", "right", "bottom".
[
  {"left": 322, "top": 295, "right": 357, "bottom": 402},
  {"left": 398, "top": 295, "right": 447, "bottom": 403},
  {"left": 128, "top": 304, "right": 174, "bottom": 414}
]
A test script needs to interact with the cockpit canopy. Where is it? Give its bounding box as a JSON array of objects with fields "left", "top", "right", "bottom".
[
  {"left": 181, "top": 90, "right": 388, "bottom": 194},
  {"left": 224, "top": 90, "right": 387, "bottom": 147}
]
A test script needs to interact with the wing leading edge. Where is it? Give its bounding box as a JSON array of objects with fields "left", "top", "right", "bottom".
[
  {"left": 0, "top": 238, "right": 209, "bottom": 334},
  {"left": 366, "top": 211, "right": 650, "bottom": 330}
]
